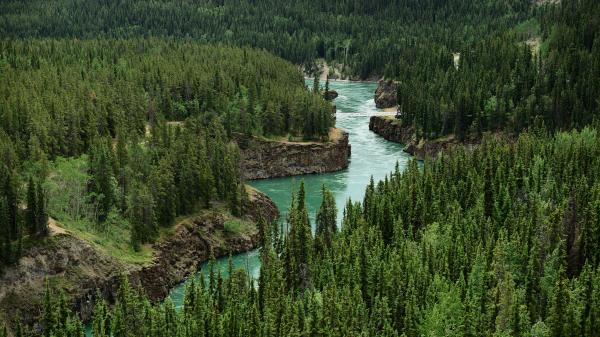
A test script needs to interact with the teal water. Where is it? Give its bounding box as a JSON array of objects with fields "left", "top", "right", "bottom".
[{"left": 86, "top": 81, "right": 410, "bottom": 334}]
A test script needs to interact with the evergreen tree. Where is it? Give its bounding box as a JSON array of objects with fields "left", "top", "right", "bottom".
[
  {"left": 315, "top": 185, "right": 337, "bottom": 253},
  {"left": 128, "top": 183, "right": 157, "bottom": 251},
  {"left": 36, "top": 182, "right": 48, "bottom": 236},
  {"left": 26, "top": 177, "right": 37, "bottom": 235}
]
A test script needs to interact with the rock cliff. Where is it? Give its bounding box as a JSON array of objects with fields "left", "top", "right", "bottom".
[
  {"left": 240, "top": 128, "right": 351, "bottom": 180},
  {"left": 324, "top": 90, "right": 338, "bottom": 101},
  {"left": 369, "top": 115, "right": 413, "bottom": 144},
  {"left": 369, "top": 115, "right": 498, "bottom": 160},
  {"left": 0, "top": 188, "right": 277, "bottom": 331},
  {"left": 374, "top": 80, "right": 398, "bottom": 109}
]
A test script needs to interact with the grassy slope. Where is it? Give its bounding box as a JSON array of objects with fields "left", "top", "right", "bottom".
[{"left": 53, "top": 200, "right": 257, "bottom": 267}]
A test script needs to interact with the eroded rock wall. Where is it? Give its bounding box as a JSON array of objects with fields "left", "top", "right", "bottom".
[
  {"left": 369, "top": 116, "right": 413, "bottom": 144},
  {"left": 241, "top": 129, "right": 351, "bottom": 180},
  {"left": 374, "top": 80, "right": 398, "bottom": 109}
]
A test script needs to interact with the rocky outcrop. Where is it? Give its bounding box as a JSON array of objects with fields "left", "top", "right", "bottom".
[
  {"left": 245, "top": 187, "right": 279, "bottom": 223},
  {"left": 403, "top": 136, "right": 462, "bottom": 160},
  {"left": 370, "top": 115, "right": 494, "bottom": 160},
  {"left": 374, "top": 80, "right": 398, "bottom": 109},
  {"left": 324, "top": 90, "right": 338, "bottom": 101},
  {"left": 0, "top": 190, "right": 277, "bottom": 331},
  {"left": 0, "top": 233, "right": 126, "bottom": 333},
  {"left": 369, "top": 115, "right": 413, "bottom": 144},
  {"left": 240, "top": 128, "right": 351, "bottom": 180}
]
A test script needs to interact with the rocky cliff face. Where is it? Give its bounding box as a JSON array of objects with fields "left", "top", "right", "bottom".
[
  {"left": 370, "top": 115, "right": 494, "bottom": 160},
  {"left": 402, "top": 136, "right": 465, "bottom": 161},
  {"left": 241, "top": 128, "right": 351, "bottom": 180},
  {"left": 369, "top": 115, "right": 413, "bottom": 144},
  {"left": 369, "top": 115, "right": 455, "bottom": 159},
  {"left": 0, "top": 189, "right": 277, "bottom": 331},
  {"left": 374, "top": 80, "right": 398, "bottom": 109}
]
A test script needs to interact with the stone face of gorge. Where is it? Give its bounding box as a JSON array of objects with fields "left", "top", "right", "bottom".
[
  {"left": 368, "top": 115, "right": 413, "bottom": 144},
  {"left": 240, "top": 129, "right": 351, "bottom": 180},
  {"left": 369, "top": 115, "right": 459, "bottom": 160},
  {"left": 374, "top": 79, "right": 398, "bottom": 109},
  {"left": 0, "top": 190, "right": 278, "bottom": 330}
]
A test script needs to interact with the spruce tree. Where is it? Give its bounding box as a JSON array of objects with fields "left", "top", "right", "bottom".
[
  {"left": 90, "top": 140, "right": 115, "bottom": 223},
  {"left": 316, "top": 185, "right": 337, "bottom": 252},
  {"left": 26, "top": 177, "right": 37, "bottom": 235},
  {"left": 313, "top": 75, "right": 320, "bottom": 94},
  {"left": 36, "top": 182, "right": 48, "bottom": 236}
]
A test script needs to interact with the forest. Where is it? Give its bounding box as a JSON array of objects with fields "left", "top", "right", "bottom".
[
  {"left": 1, "top": 0, "right": 600, "bottom": 336},
  {"left": 9, "top": 128, "right": 600, "bottom": 337},
  {"left": 0, "top": 39, "right": 333, "bottom": 270},
  {"left": 394, "top": 0, "right": 600, "bottom": 140},
  {"left": 0, "top": 0, "right": 532, "bottom": 77}
]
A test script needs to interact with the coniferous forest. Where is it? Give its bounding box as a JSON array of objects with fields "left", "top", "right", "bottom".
[
  {"left": 0, "top": 39, "right": 333, "bottom": 269},
  {"left": 1, "top": 0, "right": 600, "bottom": 336},
  {"left": 28, "top": 129, "right": 600, "bottom": 337}
]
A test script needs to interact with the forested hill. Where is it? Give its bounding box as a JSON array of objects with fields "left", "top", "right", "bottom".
[
  {"left": 392, "top": 0, "right": 600, "bottom": 141},
  {"left": 0, "top": 0, "right": 532, "bottom": 77},
  {"left": 0, "top": 39, "right": 332, "bottom": 271}
]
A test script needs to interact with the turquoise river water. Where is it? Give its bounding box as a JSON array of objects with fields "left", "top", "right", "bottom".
[{"left": 86, "top": 80, "right": 411, "bottom": 334}]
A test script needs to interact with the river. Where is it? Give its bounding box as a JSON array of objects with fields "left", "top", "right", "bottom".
[{"left": 167, "top": 80, "right": 411, "bottom": 309}]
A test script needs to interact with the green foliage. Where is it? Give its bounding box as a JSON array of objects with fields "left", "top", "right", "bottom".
[
  {"left": 0, "top": 0, "right": 531, "bottom": 78},
  {"left": 2, "top": 0, "right": 600, "bottom": 335},
  {"left": 0, "top": 37, "right": 333, "bottom": 265},
  {"left": 224, "top": 219, "right": 244, "bottom": 234},
  {"left": 0, "top": 38, "right": 332, "bottom": 151},
  {"left": 9, "top": 129, "right": 600, "bottom": 336},
  {"left": 395, "top": 0, "right": 600, "bottom": 140}
]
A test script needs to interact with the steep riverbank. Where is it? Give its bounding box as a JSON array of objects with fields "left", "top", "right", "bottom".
[
  {"left": 369, "top": 116, "right": 463, "bottom": 160},
  {"left": 0, "top": 188, "right": 277, "bottom": 331},
  {"left": 240, "top": 128, "right": 351, "bottom": 180},
  {"left": 374, "top": 80, "right": 398, "bottom": 109}
]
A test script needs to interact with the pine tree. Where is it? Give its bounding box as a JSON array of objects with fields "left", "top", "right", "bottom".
[
  {"left": 315, "top": 185, "right": 337, "bottom": 253},
  {"left": 199, "top": 146, "right": 214, "bottom": 209},
  {"left": 128, "top": 183, "right": 157, "bottom": 250},
  {"left": 36, "top": 182, "right": 48, "bottom": 236},
  {"left": 92, "top": 294, "right": 109, "bottom": 337},
  {"left": 5, "top": 172, "right": 19, "bottom": 243},
  {"left": 43, "top": 281, "right": 56, "bottom": 337},
  {"left": 292, "top": 185, "right": 313, "bottom": 291},
  {"left": 90, "top": 139, "right": 115, "bottom": 223},
  {"left": 26, "top": 177, "right": 37, "bottom": 235}
]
